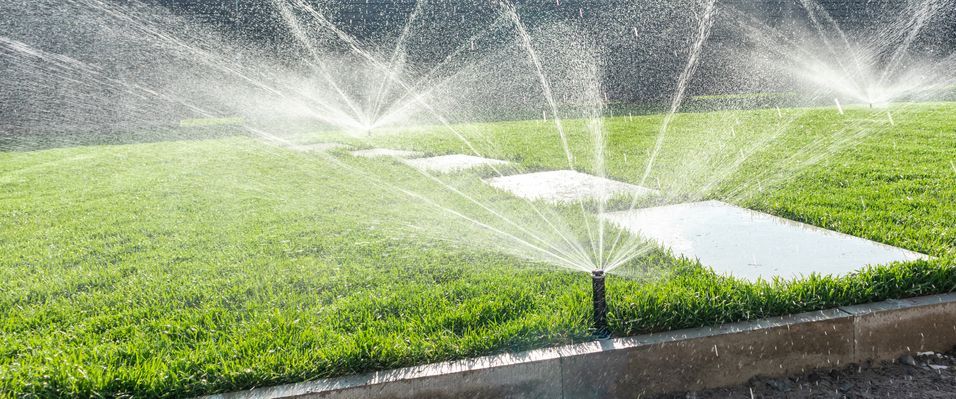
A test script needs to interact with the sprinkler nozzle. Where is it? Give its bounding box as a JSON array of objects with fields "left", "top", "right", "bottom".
[{"left": 591, "top": 269, "right": 610, "bottom": 339}]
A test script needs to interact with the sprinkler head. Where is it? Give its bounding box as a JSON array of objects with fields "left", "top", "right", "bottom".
[{"left": 591, "top": 269, "right": 610, "bottom": 339}]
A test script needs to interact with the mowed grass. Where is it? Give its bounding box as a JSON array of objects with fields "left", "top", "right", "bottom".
[
  {"left": 371, "top": 102, "right": 956, "bottom": 256},
  {"left": 1, "top": 103, "right": 955, "bottom": 397}
]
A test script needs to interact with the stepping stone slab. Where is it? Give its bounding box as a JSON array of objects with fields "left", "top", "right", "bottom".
[
  {"left": 350, "top": 148, "right": 423, "bottom": 159},
  {"left": 485, "top": 170, "right": 657, "bottom": 203},
  {"left": 404, "top": 154, "right": 508, "bottom": 173},
  {"left": 601, "top": 200, "right": 927, "bottom": 282}
]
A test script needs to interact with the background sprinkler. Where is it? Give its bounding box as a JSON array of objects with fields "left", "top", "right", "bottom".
[{"left": 591, "top": 269, "right": 610, "bottom": 339}]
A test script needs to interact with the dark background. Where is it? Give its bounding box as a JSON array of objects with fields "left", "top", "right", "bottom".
[
  {"left": 1, "top": 0, "right": 954, "bottom": 139},
  {"left": 146, "top": 0, "right": 956, "bottom": 102}
]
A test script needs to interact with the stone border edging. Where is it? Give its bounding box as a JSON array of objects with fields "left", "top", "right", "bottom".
[{"left": 205, "top": 292, "right": 956, "bottom": 399}]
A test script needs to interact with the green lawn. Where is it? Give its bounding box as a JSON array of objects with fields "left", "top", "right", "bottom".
[{"left": 1, "top": 103, "right": 955, "bottom": 397}]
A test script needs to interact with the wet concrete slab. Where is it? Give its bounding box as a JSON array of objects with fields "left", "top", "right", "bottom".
[
  {"left": 350, "top": 148, "right": 423, "bottom": 159},
  {"left": 602, "top": 200, "right": 927, "bottom": 282},
  {"left": 485, "top": 170, "right": 657, "bottom": 203},
  {"left": 403, "top": 154, "right": 509, "bottom": 173}
]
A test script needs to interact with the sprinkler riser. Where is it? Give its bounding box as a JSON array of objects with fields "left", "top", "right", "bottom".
[{"left": 591, "top": 270, "right": 609, "bottom": 339}]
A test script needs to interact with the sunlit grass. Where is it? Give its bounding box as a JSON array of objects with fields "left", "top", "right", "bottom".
[{"left": 1, "top": 103, "right": 954, "bottom": 397}]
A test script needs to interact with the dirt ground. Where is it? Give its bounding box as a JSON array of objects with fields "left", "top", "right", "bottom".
[{"left": 654, "top": 351, "right": 956, "bottom": 398}]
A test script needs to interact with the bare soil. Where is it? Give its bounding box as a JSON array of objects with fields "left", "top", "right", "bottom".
[{"left": 655, "top": 350, "right": 956, "bottom": 399}]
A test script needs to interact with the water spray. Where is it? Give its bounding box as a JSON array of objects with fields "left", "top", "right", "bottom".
[{"left": 591, "top": 269, "right": 610, "bottom": 339}]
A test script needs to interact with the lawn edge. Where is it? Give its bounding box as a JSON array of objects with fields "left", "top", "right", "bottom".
[{"left": 202, "top": 292, "right": 956, "bottom": 399}]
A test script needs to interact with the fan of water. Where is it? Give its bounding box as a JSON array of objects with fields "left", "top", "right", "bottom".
[
  {"left": 730, "top": 0, "right": 956, "bottom": 107},
  {"left": 1, "top": 0, "right": 953, "bottom": 278}
]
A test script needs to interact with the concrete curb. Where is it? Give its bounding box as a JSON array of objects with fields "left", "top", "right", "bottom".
[{"left": 205, "top": 293, "right": 956, "bottom": 399}]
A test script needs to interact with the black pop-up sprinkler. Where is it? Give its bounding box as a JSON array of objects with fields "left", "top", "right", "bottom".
[{"left": 591, "top": 269, "right": 610, "bottom": 339}]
